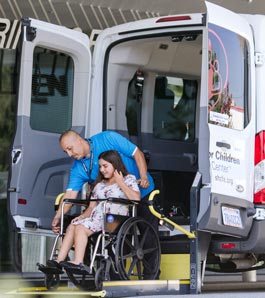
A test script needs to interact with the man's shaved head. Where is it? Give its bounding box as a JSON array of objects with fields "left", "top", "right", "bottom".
[
  {"left": 59, "top": 130, "right": 80, "bottom": 143},
  {"left": 60, "top": 130, "right": 89, "bottom": 159}
]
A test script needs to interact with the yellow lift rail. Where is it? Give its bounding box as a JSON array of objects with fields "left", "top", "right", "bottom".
[{"left": 148, "top": 190, "right": 196, "bottom": 239}]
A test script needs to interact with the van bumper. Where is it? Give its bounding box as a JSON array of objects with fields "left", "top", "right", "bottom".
[{"left": 210, "top": 218, "right": 265, "bottom": 254}]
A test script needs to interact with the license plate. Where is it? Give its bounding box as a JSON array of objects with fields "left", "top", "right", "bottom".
[{"left": 221, "top": 206, "right": 242, "bottom": 228}]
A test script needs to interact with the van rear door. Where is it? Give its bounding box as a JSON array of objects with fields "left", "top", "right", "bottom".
[
  {"left": 8, "top": 18, "right": 91, "bottom": 235},
  {"left": 198, "top": 3, "right": 256, "bottom": 237}
]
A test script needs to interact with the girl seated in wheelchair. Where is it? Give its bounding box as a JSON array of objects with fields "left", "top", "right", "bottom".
[{"left": 47, "top": 150, "right": 140, "bottom": 270}]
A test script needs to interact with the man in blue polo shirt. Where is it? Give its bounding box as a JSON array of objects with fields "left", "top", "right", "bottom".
[
  {"left": 51, "top": 129, "right": 158, "bottom": 279},
  {"left": 59, "top": 129, "right": 154, "bottom": 200}
]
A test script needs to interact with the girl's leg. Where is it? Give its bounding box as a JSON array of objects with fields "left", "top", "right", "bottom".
[
  {"left": 72, "top": 225, "right": 94, "bottom": 264},
  {"left": 56, "top": 224, "right": 76, "bottom": 262}
]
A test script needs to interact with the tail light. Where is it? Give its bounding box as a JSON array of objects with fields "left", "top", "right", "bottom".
[
  {"left": 221, "top": 243, "right": 236, "bottom": 249},
  {"left": 156, "top": 16, "right": 191, "bottom": 23},
  {"left": 254, "top": 131, "right": 265, "bottom": 203}
]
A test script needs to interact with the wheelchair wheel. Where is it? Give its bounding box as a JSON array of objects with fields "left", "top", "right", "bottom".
[
  {"left": 115, "top": 217, "right": 161, "bottom": 280},
  {"left": 95, "top": 265, "right": 104, "bottom": 290},
  {"left": 44, "top": 273, "right": 60, "bottom": 290}
]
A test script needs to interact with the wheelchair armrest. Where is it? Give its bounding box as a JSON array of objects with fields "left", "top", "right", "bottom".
[
  {"left": 64, "top": 199, "right": 89, "bottom": 206},
  {"left": 106, "top": 197, "right": 139, "bottom": 205}
]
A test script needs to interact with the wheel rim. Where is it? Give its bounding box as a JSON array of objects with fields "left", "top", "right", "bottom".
[
  {"left": 115, "top": 217, "right": 161, "bottom": 280},
  {"left": 95, "top": 266, "right": 104, "bottom": 290}
]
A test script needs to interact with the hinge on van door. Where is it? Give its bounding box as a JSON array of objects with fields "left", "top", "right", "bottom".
[
  {"left": 21, "top": 17, "right": 36, "bottom": 42},
  {"left": 12, "top": 149, "right": 21, "bottom": 164},
  {"left": 255, "top": 52, "right": 265, "bottom": 66}
]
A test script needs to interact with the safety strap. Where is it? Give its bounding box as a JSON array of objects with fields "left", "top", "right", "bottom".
[{"left": 135, "top": 69, "right": 144, "bottom": 148}]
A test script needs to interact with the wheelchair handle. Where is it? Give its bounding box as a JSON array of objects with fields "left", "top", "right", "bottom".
[{"left": 148, "top": 190, "right": 196, "bottom": 239}]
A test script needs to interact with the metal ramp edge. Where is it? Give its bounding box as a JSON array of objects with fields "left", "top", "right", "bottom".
[{"left": 6, "top": 279, "right": 190, "bottom": 296}]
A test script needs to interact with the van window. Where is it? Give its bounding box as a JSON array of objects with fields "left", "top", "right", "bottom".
[
  {"left": 153, "top": 75, "right": 197, "bottom": 141},
  {"left": 30, "top": 47, "right": 74, "bottom": 133},
  {"left": 208, "top": 24, "right": 248, "bottom": 130}
]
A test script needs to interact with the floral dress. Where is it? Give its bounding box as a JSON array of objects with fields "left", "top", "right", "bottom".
[{"left": 73, "top": 174, "right": 139, "bottom": 232}]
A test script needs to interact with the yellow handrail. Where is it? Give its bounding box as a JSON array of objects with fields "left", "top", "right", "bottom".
[
  {"left": 148, "top": 190, "right": 196, "bottom": 239},
  {"left": 54, "top": 192, "right": 65, "bottom": 207}
]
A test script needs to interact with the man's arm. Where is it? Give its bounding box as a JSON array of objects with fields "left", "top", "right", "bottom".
[
  {"left": 133, "top": 148, "right": 150, "bottom": 189},
  {"left": 51, "top": 189, "right": 78, "bottom": 234}
]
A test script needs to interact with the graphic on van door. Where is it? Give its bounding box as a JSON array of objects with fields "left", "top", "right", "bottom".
[{"left": 208, "top": 24, "right": 247, "bottom": 131}]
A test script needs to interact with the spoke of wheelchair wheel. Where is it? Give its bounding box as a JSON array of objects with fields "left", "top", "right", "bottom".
[
  {"left": 121, "top": 248, "right": 136, "bottom": 260},
  {"left": 142, "top": 258, "right": 153, "bottom": 273},
  {"left": 139, "top": 225, "right": 150, "bottom": 247},
  {"left": 136, "top": 260, "right": 143, "bottom": 279},
  {"left": 132, "top": 223, "right": 140, "bottom": 247},
  {"left": 143, "top": 245, "right": 158, "bottom": 255},
  {"left": 121, "top": 249, "right": 135, "bottom": 260},
  {"left": 127, "top": 257, "right": 139, "bottom": 277},
  {"left": 124, "top": 235, "right": 134, "bottom": 250},
  {"left": 120, "top": 238, "right": 136, "bottom": 260}
]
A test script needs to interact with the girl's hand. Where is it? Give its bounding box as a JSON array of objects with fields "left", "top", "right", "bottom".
[
  {"left": 113, "top": 169, "right": 123, "bottom": 184},
  {"left": 71, "top": 214, "right": 85, "bottom": 223}
]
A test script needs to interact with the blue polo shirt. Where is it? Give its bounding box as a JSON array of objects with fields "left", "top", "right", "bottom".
[{"left": 67, "top": 131, "right": 154, "bottom": 198}]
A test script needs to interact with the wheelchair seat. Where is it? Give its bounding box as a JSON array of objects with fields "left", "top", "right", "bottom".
[{"left": 105, "top": 213, "right": 130, "bottom": 233}]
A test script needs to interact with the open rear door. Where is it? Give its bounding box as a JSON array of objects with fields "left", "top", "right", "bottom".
[
  {"left": 8, "top": 18, "right": 91, "bottom": 234},
  {"left": 198, "top": 3, "right": 255, "bottom": 237}
]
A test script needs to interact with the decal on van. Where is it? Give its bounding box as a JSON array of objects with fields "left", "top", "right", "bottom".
[{"left": 209, "top": 133, "right": 246, "bottom": 197}]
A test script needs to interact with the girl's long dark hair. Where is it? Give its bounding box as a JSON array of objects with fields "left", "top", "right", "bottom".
[{"left": 95, "top": 150, "right": 129, "bottom": 183}]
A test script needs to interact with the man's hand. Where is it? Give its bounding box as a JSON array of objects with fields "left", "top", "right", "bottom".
[
  {"left": 133, "top": 148, "right": 150, "bottom": 189},
  {"left": 137, "top": 177, "right": 150, "bottom": 188},
  {"left": 52, "top": 217, "right": 60, "bottom": 234}
]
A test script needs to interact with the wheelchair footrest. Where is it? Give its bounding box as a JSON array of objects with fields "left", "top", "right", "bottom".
[
  {"left": 37, "top": 263, "right": 64, "bottom": 275},
  {"left": 61, "top": 262, "right": 92, "bottom": 275}
]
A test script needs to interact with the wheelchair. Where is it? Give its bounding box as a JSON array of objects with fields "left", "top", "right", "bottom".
[{"left": 37, "top": 193, "right": 161, "bottom": 291}]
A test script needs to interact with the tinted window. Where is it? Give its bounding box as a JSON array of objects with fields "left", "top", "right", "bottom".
[
  {"left": 30, "top": 47, "right": 74, "bottom": 133},
  {"left": 153, "top": 75, "right": 197, "bottom": 141},
  {"left": 208, "top": 24, "right": 248, "bottom": 130}
]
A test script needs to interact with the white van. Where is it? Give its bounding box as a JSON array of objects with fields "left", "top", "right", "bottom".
[{"left": 8, "top": 0, "right": 265, "bottom": 287}]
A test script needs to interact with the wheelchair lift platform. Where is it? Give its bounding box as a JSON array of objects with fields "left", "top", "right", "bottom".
[
  {"left": 102, "top": 279, "right": 190, "bottom": 296},
  {"left": 7, "top": 279, "right": 190, "bottom": 296}
]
